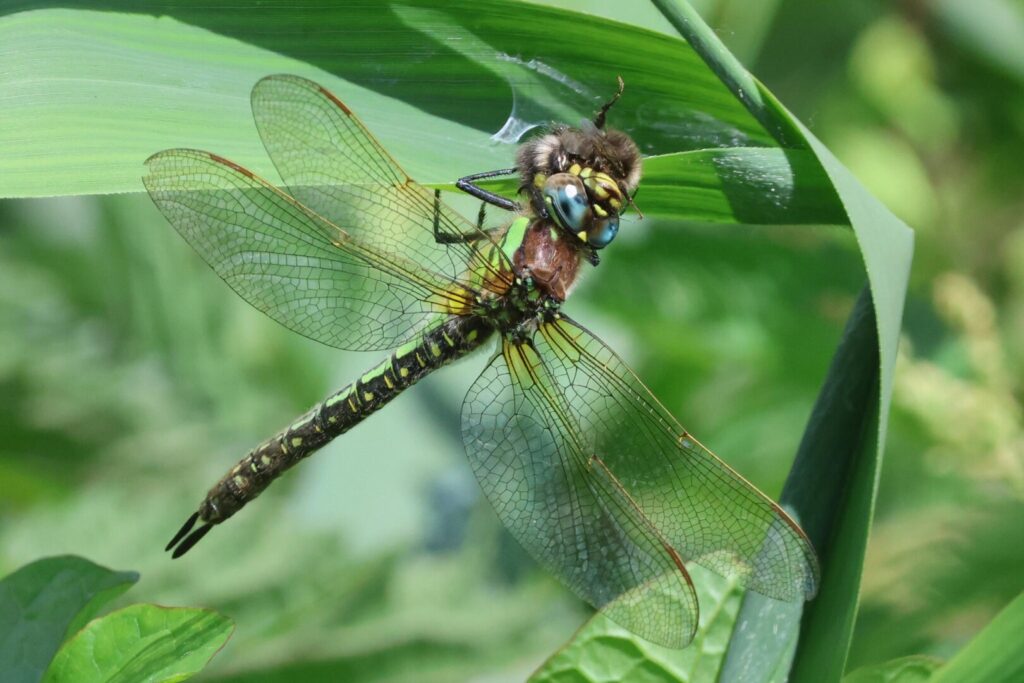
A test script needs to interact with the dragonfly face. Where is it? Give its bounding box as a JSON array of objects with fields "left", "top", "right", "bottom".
[
  {"left": 518, "top": 112, "right": 641, "bottom": 255},
  {"left": 145, "top": 74, "right": 818, "bottom": 650}
]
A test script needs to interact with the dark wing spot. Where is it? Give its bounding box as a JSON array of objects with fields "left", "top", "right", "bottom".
[
  {"left": 207, "top": 153, "right": 255, "bottom": 179},
  {"left": 317, "top": 85, "right": 353, "bottom": 115}
]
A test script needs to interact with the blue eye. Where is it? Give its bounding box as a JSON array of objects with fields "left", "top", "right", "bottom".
[
  {"left": 587, "top": 216, "right": 619, "bottom": 249},
  {"left": 543, "top": 174, "right": 591, "bottom": 233}
]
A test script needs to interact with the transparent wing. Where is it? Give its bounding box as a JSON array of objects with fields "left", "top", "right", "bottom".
[
  {"left": 536, "top": 315, "right": 820, "bottom": 602},
  {"left": 143, "top": 149, "right": 475, "bottom": 351},
  {"left": 250, "top": 74, "right": 510, "bottom": 293},
  {"left": 463, "top": 338, "right": 699, "bottom": 648}
]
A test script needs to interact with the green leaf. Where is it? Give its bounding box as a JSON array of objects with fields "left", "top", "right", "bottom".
[
  {"left": 644, "top": 3, "right": 912, "bottom": 681},
  {"left": 841, "top": 656, "right": 943, "bottom": 683},
  {"left": 530, "top": 566, "right": 744, "bottom": 683},
  {"left": 0, "top": 556, "right": 138, "bottom": 683},
  {"left": 41, "top": 604, "right": 233, "bottom": 683},
  {"left": 0, "top": 0, "right": 777, "bottom": 198},
  {"left": 928, "top": 592, "right": 1024, "bottom": 683},
  {"left": 783, "top": 127, "right": 912, "bottom": 683}
]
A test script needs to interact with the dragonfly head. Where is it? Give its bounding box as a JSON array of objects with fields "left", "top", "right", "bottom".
[
  {"left": 541, "top": 172, "right": 621, "bottom": 251},
  {"left": 516, "top": 80, "right": 642, "bottom": 255}
]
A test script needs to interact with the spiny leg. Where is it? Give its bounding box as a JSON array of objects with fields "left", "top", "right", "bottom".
[
  {"left": 432, "top": 189, "right": 486, "bottom": 244},
  {"left": 476, "top": 201, "right": 487, "bottom": 232},
  {"left": 455, "top": 167, "right": 520, "bottom": 211}
]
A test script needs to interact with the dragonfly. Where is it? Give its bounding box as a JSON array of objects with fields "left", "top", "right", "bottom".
[{"left": 144, "top": 74, "right": 818, "bottom": 648}]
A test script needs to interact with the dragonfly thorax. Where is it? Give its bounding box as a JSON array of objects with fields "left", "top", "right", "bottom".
[{"left": 477, "top": 271, "right": 561, "bottom": 344}]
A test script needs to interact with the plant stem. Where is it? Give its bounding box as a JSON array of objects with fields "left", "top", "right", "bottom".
[{"left": 650, "top": 0, "right": 804, "bottom": 148}]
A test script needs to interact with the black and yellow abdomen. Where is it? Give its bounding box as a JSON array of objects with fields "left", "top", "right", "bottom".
[{"left": 167, "top": 314, "right": 494, "bottom": 556}]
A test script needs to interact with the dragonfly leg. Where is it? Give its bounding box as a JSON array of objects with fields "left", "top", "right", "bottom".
[
  {"left": 432, "top": 189, "right": 484, "bottom": 244},
  {"left": 476, "top": 201, "right": 487, "bottom": 232},
  {"left": 434, "top": 168, "right": 523, "bottom": 244},
  {"left": 455, "top": 167, "right": 520, "bottom": 212}
]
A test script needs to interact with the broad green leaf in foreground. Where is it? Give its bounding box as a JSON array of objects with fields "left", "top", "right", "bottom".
[
  {"left": 41, "top": 604, "right": 233, "bottom": 683},
  {"left": 531, "top": 566, "right": 743, "bottom": 683},
  {"left": 0, "top": 556, "right": 137, "bottom": 683}
]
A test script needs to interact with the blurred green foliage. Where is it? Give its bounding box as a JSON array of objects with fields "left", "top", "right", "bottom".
[{"left": 1, "top": 0, "right": 1021, "bottom": 681}]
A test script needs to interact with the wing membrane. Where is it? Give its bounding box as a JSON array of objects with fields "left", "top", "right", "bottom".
[
  {"left": 536, "top": 315, "right": 820, "bottom": 602},
  {"left": 463, "top": 339, "right": 698, "bottom": 647},
  {"left": 144, "top": 149, "right": 474, "bottom": 351},
  {"left": 250, "top": 74, "right": 510, "bottom": 293}
]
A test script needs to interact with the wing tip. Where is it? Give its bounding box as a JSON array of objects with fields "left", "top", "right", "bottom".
[{"left": 251, "top": 73, "right": 352, "bottom": 115}]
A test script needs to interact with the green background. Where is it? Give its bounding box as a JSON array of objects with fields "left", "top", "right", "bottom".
[{"left": 1, "top": 0, "right": 1021, "bottom": 680}]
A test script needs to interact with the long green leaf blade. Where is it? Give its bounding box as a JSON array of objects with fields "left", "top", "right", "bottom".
[
  {"left": 0, "top": 0, "right": 776, "bottom": 198},
  {"left": 647, "top": 4, "right": 913, "bottom": 681}
]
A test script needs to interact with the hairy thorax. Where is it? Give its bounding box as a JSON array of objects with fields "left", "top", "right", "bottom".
[
  {"left": 514, "top": 219, "right": 583, "bottom": 302},
  {"left": 473, "top": 219, "right": 580, "bottom": 343}
]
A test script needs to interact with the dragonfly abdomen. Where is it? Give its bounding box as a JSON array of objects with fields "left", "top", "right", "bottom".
[{"left": 167, "top": 314, "right": 494, "bottom": 557}]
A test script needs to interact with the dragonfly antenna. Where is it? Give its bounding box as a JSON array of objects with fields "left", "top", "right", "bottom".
[{"left": 594, "top": 76, "right": 626, "bottom": 129}]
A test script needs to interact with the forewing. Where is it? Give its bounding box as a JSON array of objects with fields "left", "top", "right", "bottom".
[
  {"left": 250, "top": 74, "right": 510, "bottom": 292},
  {"left": 463, "top": 339, "right": 699, "bottom": 648},
  {"left": 143, "top": 149, "right": 473, "bottom": 351},
  {"left": 536, "top": 315, "right": 820, "bottom": 602}
]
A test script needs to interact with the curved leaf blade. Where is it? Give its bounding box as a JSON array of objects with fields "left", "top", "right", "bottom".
[
  {"left": 0, "top": 0, "right": 777, "bottom": 198},
  {"left": 646, "top": 3, "right": 913, "bottom": 681},
  {"left": 530, "top": 567, "right": 743, "bottom": 683}
]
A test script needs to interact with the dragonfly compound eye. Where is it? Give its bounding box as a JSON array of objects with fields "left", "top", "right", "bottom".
[
  {"left": 586, "top": 215, "right": 620, "bottom": 249},
  {"left": 543, "top": 173, "right": 593, "bottom": 238}
]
